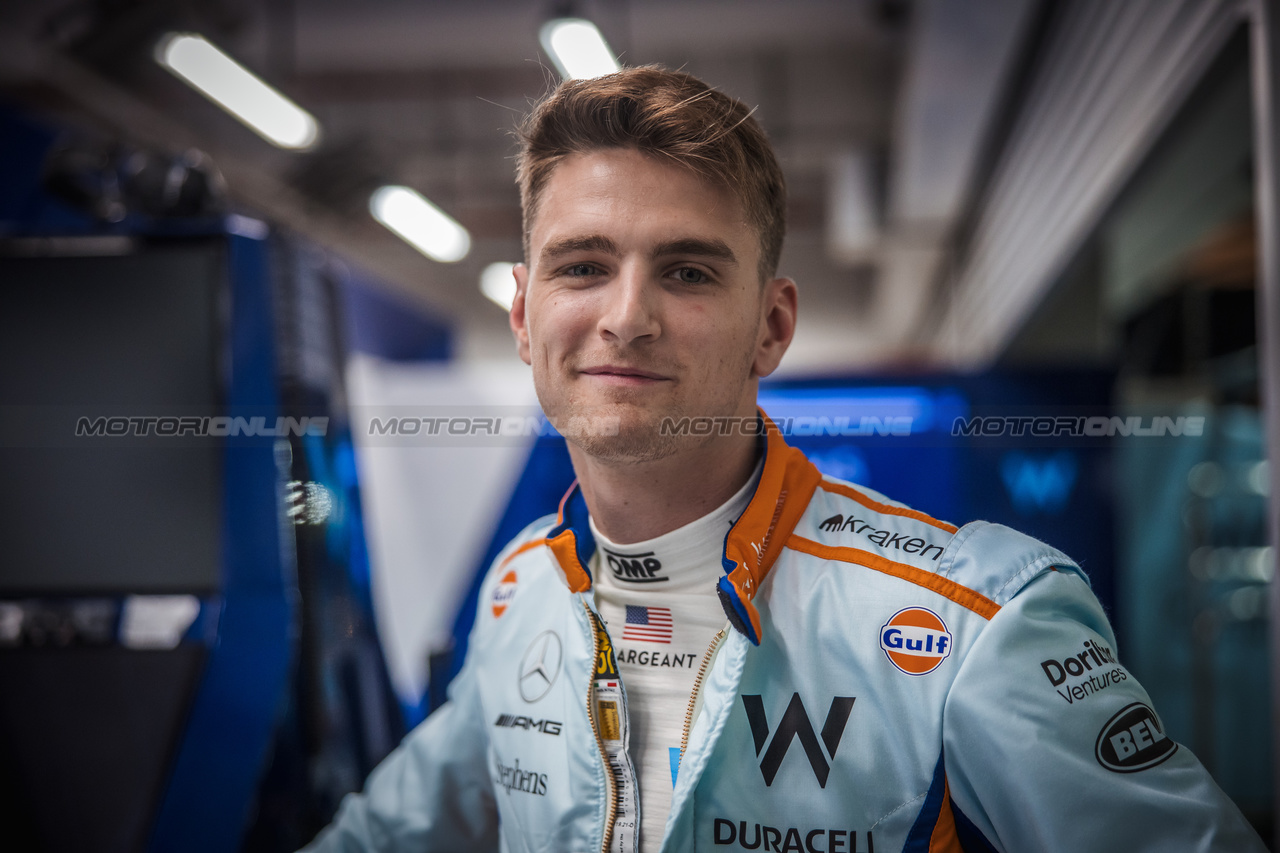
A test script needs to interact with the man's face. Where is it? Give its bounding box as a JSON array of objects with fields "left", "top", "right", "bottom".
[{"left": 510, "top": 148, "right": 795, "bottom": 463}]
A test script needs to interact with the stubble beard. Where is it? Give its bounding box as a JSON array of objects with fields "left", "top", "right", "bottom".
[
  {"left": 559, "top": 402, "right": 683, "bottom": 464},
  {"left": 538, "top": 347, "right": 759, "bottom": 466}
]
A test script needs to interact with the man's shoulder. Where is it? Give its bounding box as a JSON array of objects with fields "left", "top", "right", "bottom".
[
  {"left": 476, "top": 514, "right": 560, "bottom": 591},
  {"left": 789, "top": 474, "right": 961, "bottom": 571},
  {"left": 493, "top": 513, "right": 560, "bottom": 566},
  {"left": 470, "top": 513, "right": 570, "bottom": 628},
  {"left": 788, "top": 473, "right": 1084, "bottom": 608}
]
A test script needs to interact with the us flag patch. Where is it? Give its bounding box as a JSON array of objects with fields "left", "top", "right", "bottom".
[{"left": 622, "top": 605, "right": 673, "bottom": 643}]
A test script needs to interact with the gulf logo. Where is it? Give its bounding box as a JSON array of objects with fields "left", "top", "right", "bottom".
[
  {"left": 492, "top": 570, "right": 518, "bottom": 618},
  {"left": 879, "top": 607, "right": 953, "bottom": 676}
]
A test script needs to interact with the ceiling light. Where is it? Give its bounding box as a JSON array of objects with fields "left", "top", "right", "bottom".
[
  {"left": 369, "top": 186, "right": 470, "bottom": 263},
  {"left": 827, "top": 148, "right": 879, "bottom": 263},
  {"left": 157, "top": 33, "right": 319, "bottom": 150},
  {"left": 539, "top": 18, "right": 620, "bottom": 80},
  {"left": 480, "top": 262, "right": 518, "bottom": 310}
]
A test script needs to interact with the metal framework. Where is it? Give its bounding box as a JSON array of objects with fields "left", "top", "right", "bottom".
[{"left": 1248, "top": 0, "right": 1280, "bottom": 846}]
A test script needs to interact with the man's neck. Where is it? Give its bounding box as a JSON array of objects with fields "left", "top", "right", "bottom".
[{"left": 569, "top": 430, "right": 760, "bottom": 544}]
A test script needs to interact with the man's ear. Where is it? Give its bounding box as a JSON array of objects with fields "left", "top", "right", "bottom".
[
  {"left": 752, "top": 276, "right": 798, "bottom": 378},
  {"left": 510, "top": 263, "right": 532, "bottom": 365}
]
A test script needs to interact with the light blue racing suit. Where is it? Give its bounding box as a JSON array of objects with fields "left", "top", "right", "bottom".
[{"left": 305, "top": 415, "right": 1264, "bottom": 852}]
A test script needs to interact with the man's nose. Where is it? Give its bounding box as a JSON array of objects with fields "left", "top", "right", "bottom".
[{"left": 597, "top": 263, "right": 660, "bottom": 343}]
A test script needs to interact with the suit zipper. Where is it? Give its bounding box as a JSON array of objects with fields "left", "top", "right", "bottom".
[
  {"left": 584, "top": 599, "right": 618, "bottom": 853},
  {"left": 679, "top": 627, "right": 728, "bottom": 758}
]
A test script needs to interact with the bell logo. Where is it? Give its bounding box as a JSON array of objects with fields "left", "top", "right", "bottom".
[
  {"left": 741, "top": 694, "right": 855, "bottom": 787},
  {"left": 1095, "top": 703, "right": 1177, "bottom": 773},
  {"left": 879, "top": 607, "right": 952, "bottom": 675},
  {"left": 491, "top": 570, "right": 518, "bottom": 618}
]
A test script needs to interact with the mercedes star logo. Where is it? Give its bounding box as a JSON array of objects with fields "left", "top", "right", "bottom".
[{"left": 518, "top": 630, "right": 563, "bottom": 703}]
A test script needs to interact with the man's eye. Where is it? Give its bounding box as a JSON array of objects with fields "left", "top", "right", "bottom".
[
  {"left": 673, "top": 267, "right": 708, "bottom": 284},
  {"left": 566, "top": 263, "right": 600, "bottom": 277}
]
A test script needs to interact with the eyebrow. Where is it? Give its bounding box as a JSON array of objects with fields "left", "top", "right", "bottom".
[
  {"left": 651, "top": 238, "right": 738, "bottom": 267},
  {"left": 538, "top": 234, "right": 738, "bottom": 267},
  {"left": 539, "top": 235, "right": 620, "bottom": 264}
]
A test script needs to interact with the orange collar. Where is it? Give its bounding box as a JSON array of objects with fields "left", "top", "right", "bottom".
[{"left": 543, "top": 409, "right": 822, "bottom": 645}]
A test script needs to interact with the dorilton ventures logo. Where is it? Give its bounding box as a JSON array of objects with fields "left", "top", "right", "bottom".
[
  {"left": 1095, "top": 703, "right": 1177, "bottom": 773},
  {"left": 741, "top": 693, "right": 855, "bottom": 788},
  {"left": 1041, "top": 639, "right": 1126, "bottom": 704},
  {"left": 493, "top": 757, "right": 548, "bottom": 796},
  {"left": 517, "top": 631, "right": 562, "bottom": 703}
]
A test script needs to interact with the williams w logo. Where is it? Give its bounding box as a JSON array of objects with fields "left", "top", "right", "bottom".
[
  {"left": 1000, "top": 451, "right": 1078, "bottom": 515},
  {"left": 741, "top": 694, "right": 855, "bottom": 787}
]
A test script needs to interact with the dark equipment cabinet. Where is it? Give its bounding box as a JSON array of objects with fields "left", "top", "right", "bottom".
[{"left": 0, "top": 230, "right": 402, "bottom": 853}]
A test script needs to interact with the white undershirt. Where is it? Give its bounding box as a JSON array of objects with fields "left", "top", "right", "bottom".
[{"left": 591, "top": 460, "right": 761, "bottom": 853}]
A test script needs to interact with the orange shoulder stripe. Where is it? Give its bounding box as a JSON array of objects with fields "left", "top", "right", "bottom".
[
  {"left": 786, "top": 534, "right": 999, "bottom": 620},
  {"left": 497, "top": 538, "right": 548, "bottom": 570},
  {"left": 818, "top": 479, "right": 958, "bottom": 534}
]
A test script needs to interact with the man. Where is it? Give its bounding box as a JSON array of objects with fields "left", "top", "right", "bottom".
[{"left": 306, "top": 66, "right": 1264, "bottom": 852}]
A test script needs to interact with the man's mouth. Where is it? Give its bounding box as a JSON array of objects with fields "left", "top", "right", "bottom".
[{"left": 578, "top": 365, "right": 670, "bottom": 384}]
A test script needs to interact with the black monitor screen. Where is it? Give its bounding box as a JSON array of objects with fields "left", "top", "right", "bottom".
[{"left": 0, "top": 240, "right": 225, "bottom": 595}]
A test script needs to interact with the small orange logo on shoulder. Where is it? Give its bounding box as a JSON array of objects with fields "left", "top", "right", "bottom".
[
  {"left": 879, "top": 607, "right": 952, "bottom": 675},
  {"left": 492, "top": 570, "right": 518, "bottom": 618}
]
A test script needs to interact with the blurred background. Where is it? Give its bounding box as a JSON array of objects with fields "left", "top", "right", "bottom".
[{"left": 0, "top": 0, "right": 1276, "bottom": 850}]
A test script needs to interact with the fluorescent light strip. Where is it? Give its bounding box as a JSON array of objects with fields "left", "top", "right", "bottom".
[
  {"left": 539, "top": 18, "right": 620, "bottom": 80},
  {"left": 480, "top": 262, "right": 518, "bottom": 310},
  {"left": 157, "top": 32, "right": 319, "bottom": 150},
  {"left": 370, "top": 186, "right": 471, "bottom": 263}
]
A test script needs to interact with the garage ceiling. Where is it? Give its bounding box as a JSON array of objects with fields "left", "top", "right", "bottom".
[{"left": 0, "top": 0, "right": 1034, "bottom": 372}]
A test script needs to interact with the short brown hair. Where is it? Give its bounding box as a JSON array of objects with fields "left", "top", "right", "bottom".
[{"left": 516, "top": 66, "right": 786, "bottom": 280}]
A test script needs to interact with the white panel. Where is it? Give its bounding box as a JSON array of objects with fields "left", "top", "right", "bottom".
[{"left": 347, "top": 354, "right": 539, "bottom": 704}]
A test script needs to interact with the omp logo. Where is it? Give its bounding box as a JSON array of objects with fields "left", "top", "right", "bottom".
[
  {"left": 1000, "top": 451, "right": 1077, "bottom": 515},
  {"left": 518, "top": 631, "right": 562, "bottom": 703},
  {"left": 1095, "top": 703, "right": 1177, "bottom": 773},
  {"left": 741, "top": 694, "right": 855, "bottom": 787},
  {"left": 604, "top": 548, "right": 667, "bottom": 583},
  {"left": 491, "top": 570, "right": 518, "bottom": 618},
  {"left": 880, "top": 608, "right": 952, "bottom": 675}
]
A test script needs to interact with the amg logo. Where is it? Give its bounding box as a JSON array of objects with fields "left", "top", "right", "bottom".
[
  {"left": 494, "top": 714, "right": 562, "bottom": 735},
  {"left": 741, "top": 694, "right": 855, "bottom": 788},
  {"left": 817, "top": 515, "right": 945, "bottom": 561},
  {"left": 604, "top": 548, "right": 667, "bottom": 583}
]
